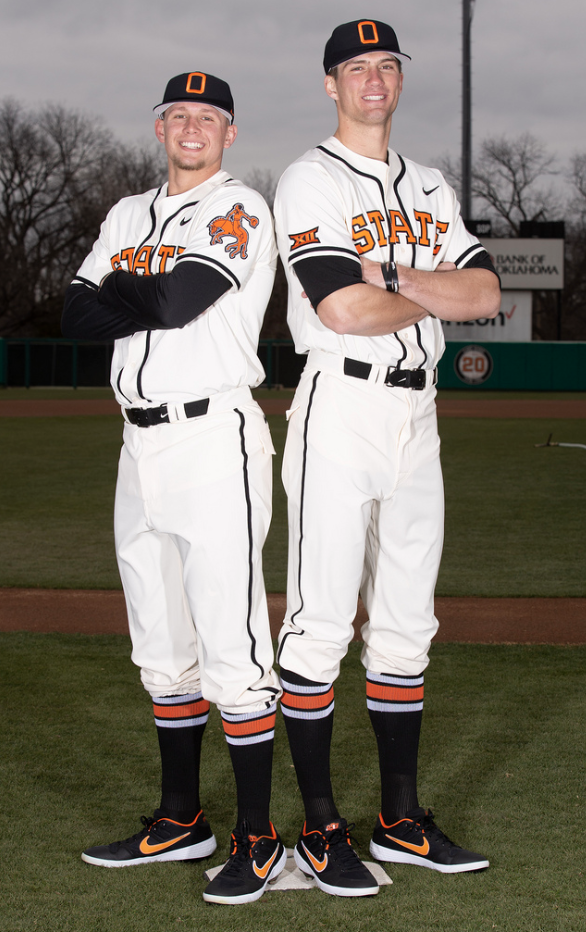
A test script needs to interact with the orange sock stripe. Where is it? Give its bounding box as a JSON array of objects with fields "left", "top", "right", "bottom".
[
  {"left": 222, "top": 713, "right": 277, "bottom": 738},
  {"left": 366, "top": 683, "right": 424, "bottom": 703},
  {"left": 153, "top": 699, "right": 210, "bottom": 719},
  {"left": 281, "top": 686, "right": 334, "bottom": 711}
]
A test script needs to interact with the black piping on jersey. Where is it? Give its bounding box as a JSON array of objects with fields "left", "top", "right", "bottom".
[
  {"left": 234, "top": 408, "right": 270, "bottom": 685},
  {"left": 277, "top": 371, "right": 320, "bottom": 665},
  {"left": 132, "top": 186, "right": 164, "bottom": 269},
  {"left": 116, "top": 367, "right": 132, "bottom": 405},
  {"left": 455, "top": 242, "right": 485, "bottom": 268},
  {"left": 317, "top": 144, "right": 419, "bottom": 365},
  {"left": 135, "top": 331, "right": 152, "bottom": 402},
  {"left": 288, "top": 245, "right": 361, "bottom": 265},
  {"left": 72, "top": 275, "right": 98, "bottom": 292},
  {"left": 176, "top": 252, "right": 240, "bottom": 289},
  {"left": 144, "top": 199, "right": 200, "bottom": 274}
]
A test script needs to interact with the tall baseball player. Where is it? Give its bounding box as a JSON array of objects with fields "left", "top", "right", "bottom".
[
  {"left": 62, "top": 71, "right": 286, "bottom": 905},
  {"left": 273, "top": 21, "right": 501, "bottom": 897}
]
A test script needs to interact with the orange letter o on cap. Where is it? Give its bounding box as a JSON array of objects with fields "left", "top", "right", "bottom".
[
  {"left": 358, "top": 21, "right": 379, "bottom": 44},
  {"left": 186, "top": 72, "right": 206, "bottom": 94}
]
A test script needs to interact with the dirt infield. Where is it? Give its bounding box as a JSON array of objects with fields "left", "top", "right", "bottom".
[
  {"left": 1, "top": 588, "right": 584, "bottom": 644},
  {"left": 1, "top": 398, "right": 586, "bottom": 418}
]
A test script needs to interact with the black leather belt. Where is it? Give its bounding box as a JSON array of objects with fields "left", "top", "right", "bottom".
[
  {"left": 343, "top": 357, "right": 436, "bottom": 391},
  {"left": 125, "top": 398, "right": 210, "bottom": 427}
]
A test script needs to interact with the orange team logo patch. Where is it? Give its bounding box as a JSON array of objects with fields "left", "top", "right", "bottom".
[
  {"left": 289, "top": 227, "right": 320, "bottom": 251},
  {"left": 208, "top": 203, "right": 259, "bottom": 259}
]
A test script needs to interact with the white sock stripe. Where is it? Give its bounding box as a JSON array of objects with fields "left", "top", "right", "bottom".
[
  {"left": 154, "top": 714, "right": 210, "bottom": 728},
  {"left": 281, "top": 701, "right": 335, "bottom": 720},
  {"left": 279, "top": 678, "right": 333, "bottom": 695},
  {"left": 367, "top": 700, "right": 424, "bottom": 713},
  {"left": 153, "top": 692, "right": 204, "bottom": 705},
  {"left": 224, "top": 729, "right": 275, "bottom": 746},
  {"left": 367, "top": 672, "right": 424, "bottom": 687},
  {"left": 220, "top": 702, "right": 277, "bottom": 723}
]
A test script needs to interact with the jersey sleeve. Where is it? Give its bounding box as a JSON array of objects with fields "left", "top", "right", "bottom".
[
  {"left": 175, "top": 185, "right": 276, "bottom": 294},
  {"left": 274, "top": 162, "right": 362, "bottom": 275}
]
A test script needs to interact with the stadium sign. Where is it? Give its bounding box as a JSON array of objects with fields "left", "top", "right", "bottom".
[
  {"left": 479, "top": 238, "right": 564, "bottom": 290},
  {"left": 454, "top": 345, "right": 493, "bottom": 385},
  {"left": 442, "top": 291, "right": 532, "bottom": 342}
]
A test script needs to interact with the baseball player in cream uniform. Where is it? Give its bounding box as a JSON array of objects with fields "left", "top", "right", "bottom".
[
  {"left": 62, "top": 71, "right": 286, "bottom": 905},
  {"left": 273, "top": 21, "right": 501, "bottom": 896}
]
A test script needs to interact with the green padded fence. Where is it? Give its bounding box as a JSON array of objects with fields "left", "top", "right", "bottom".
[{"left": 438, "top": 341, "right": 586, "bottom": 391}]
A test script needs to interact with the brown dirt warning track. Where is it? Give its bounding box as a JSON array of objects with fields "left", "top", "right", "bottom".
[{"left": 1, "top": 394, "right": 584, "bottom": 643}]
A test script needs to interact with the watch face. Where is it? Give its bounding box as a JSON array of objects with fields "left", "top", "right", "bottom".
[{"left": 454, "top": 344, "right": 494, "bottom": 385}]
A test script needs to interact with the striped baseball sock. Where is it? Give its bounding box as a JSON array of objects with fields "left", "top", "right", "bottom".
[
  {"left": 154, "top": 692, "right": 210, "bottom": 823},
  {"left": 221, "top": 703, "right": 277, "bottom": 836},
  {"left": 366, "top": 670, "right": 424, "bottom": 824},
  {"left": 280, "top": 668, "right": 340, "bottom": 831}
]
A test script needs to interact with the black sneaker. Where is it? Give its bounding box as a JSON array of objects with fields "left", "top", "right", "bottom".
[
  {"left": 81, "top": 809, "right": 216, "bottom": 867},
  {"left": 294, "top": 819, "right": 379, "bottom": 897},
  {"left": 370, "top": 808, "right": 489, "bottom": 874},
  {"left": 203, "top": 821, "right": 287, "bottom": 905}
]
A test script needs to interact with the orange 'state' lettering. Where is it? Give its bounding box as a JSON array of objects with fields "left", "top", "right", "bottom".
[
  {"left": 132, "top": 245, "right": 153, "bottom": 275},
  {"left": 433, "top": 220, "right": 450, "bottom": 256},
  {"left": 367, "top": 210, "right": 388, "bottom": 247},
  {"left": 389, "top": 210, "right": 416, "bottom": 245},
  {"left": 413, "top": 211, "right": 433, "bottom": 247},
  {"left": 352, "top": 214, "right": 375, "bottom": 255},
  {"left": 158, "top": 245, "right": 176, "bottom": 273}
]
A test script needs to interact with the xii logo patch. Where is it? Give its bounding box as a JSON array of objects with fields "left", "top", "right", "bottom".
[
  {"left": 289, "top": 227, "right": 320, "bottom": 251},
  {"left": 208, "top": 203, "right": 259, "bottom": 259}
]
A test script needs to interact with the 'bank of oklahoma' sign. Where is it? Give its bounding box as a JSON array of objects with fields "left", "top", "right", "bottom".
[{"left": 479, "top": 238, "right": 564, "bottom": 290}]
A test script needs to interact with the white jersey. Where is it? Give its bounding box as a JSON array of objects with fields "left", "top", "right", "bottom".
[
  {"left": 75, "top": 170, "right": 276, "bottom": 406},
  {"left": 274, "top": 135, "right": 485, "bottom": 370}
]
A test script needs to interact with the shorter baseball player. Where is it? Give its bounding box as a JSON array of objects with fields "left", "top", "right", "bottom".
[
  {"left": 274, "top": 21, "right": 500, "bottom": 896},
  {"left": 62, "top": 72, "right": 285, "bottom": 905}
]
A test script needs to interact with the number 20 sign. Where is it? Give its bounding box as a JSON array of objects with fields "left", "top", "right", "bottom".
[{"left": 454, "top": 345, "right": 494, "bottom": 385}]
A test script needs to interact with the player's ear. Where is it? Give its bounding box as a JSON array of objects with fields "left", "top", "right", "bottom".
[
  {"left": 223, "top": 124, "right": 238, "bottom": 150},
  {"left": 324, "top": 74, "right": 339, "bottom": 101},
  {"left": 154, "top": 117, "right": 165, "bottom": 144}
]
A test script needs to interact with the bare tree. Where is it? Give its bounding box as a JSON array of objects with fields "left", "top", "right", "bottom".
[
  {"left": 440, "top": 133, "right": 560, "bottom": 234},
  {"left": 0, "top": 100, "right": 165, "bottom": 337}
]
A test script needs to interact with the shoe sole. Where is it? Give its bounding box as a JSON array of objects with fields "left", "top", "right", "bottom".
[
  {"left": 294, "top": 846, "right": 379, "bottom": 897},
  {"left": 202, "top": 845, "right": 287, "bottom": 904},
  {"left": 369, "top": 840, "right": 489, "bottom": 874},
  {"left": 81, "top": 835, "right": 217, "bottom": 867}
]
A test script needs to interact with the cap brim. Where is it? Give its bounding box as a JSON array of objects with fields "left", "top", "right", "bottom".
[{"left": 153, "top": 102, "right": 233, "bottom": 123}]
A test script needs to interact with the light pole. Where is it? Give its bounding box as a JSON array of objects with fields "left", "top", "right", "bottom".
[{"left": 462, "top": 0, "right": 475, "bottom": 220}]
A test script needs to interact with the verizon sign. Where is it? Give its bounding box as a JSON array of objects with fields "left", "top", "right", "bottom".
[
  {"left": 442, "top": 291, "right": 532, "bottom": 342},
  {"left": 479, "top": 238, "right": 564, "bottom": 289}
]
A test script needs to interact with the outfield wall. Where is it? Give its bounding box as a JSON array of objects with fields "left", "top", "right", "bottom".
[{"left": 1, "top": 338, "right": 585, "bottom": 391}]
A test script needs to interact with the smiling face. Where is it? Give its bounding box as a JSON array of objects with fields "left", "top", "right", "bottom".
[
  {"left": 325, "top": 50, "right": 403, "bottom": 128},
  {"left": 154, "top": 101, "right": 237, "bottom": 194}
]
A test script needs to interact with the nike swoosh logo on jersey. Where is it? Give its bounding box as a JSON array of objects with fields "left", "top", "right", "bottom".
[
  {"left": 422, "top": 186, "right": 439, "bottom": 196},
  {"left": 252, "top": 846, "right": 280, "bottom": 880},
  {"left": 139, "top": 832, "right": 190, "bottom": 855},
  {"left": 301, "top": 841, "right": 328, "bottom": 872},
  {"left": 385, "top": 833, "right": 430, "bottom": 856},
  {"left": 180, "top": 216, "right": 192, "bottom": 225}
]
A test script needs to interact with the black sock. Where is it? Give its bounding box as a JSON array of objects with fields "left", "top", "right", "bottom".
[
  {"left": 366, "top": 670, "right": 423, "bottom": 824},
  {"left": 221, "top": 704, "right": 277, "bottom": 836},
  {"left": 280, "top": 667, "right": 340, "bottom": 831},
  {"left": 153, "top": 692, "right": 210, "bottom": 823}
]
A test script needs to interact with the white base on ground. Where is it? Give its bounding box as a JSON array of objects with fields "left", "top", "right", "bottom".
[{"left": 204, "top": 848, "right": 392, "bottom": 891}]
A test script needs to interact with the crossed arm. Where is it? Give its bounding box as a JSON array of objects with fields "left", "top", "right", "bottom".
[
  {"left": 61, "top": 263, "right": 231, "bottom": 340},
  {"left": 316, "top": 258, "right": 501, "bottom": 338}
]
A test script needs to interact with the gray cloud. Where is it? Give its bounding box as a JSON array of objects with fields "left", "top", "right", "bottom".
[{"left": 0, "top": 0, "right": 584, "bottom": 188}]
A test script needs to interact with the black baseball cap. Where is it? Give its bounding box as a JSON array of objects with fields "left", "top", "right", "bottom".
[
  {"left": 154, "top": 72, "right": 234, "bottom": 123},
  {"left": 323, "top": 20, "right": 411, "bottom": 74}
]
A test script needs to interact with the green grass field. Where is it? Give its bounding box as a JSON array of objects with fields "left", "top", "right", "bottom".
[
  {"left": 0, "top": 412, "right": 584, "bottom": 594},
  {"left": 2, "top": 633, "right": 584, "bottom": 932}
]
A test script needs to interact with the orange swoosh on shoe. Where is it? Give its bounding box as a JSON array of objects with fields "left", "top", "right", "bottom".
[
  {"left": 301, "top": 841, "right": 328, "bottom": 872},
  {"left": 139, "top": 832, "right": 190, "bottom": 855},
  {"left": 253, "top": 846, "right": 280, "bottom": 880},
  {"left": 385, "top": 834, "right": 430, "bottom": 856}
]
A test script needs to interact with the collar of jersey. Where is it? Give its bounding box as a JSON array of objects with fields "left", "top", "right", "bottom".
[
  {"left": 159, "top": 169, "right": 233, "bottom": 208},
  {"left": 319, "top": 135, "right": 402, "bottom": 182}
]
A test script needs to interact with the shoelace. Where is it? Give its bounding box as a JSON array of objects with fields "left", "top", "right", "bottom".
[
  {"left": 413, "top": 810, "right": 458, "bottom": 850},
  {"left": 221, "top": 822, "right": 253, "bottom": 876},
  {"left": 325, "top": 823, "right": 364, "bottom": 868}
]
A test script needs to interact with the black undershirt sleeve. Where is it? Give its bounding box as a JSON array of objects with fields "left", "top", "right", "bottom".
[
  {"left": 98, "top": 261, "right": 233, "bottom": 329},
  {"left": 294, "top": 255, "right": 364, "bottom": 309},
  {"left": 61, "top": 262, "right": 233, "bottom": 340},
  {"left": 462, "top": 249, "right": 500, "bottom": 282},
  {"left": 62, "top": 283, "right": 146, "bottom": 340}
]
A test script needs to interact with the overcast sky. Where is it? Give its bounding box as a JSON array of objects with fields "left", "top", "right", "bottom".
[{"left": 1, "top": 0, "right": 585, "bottom": 195}]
